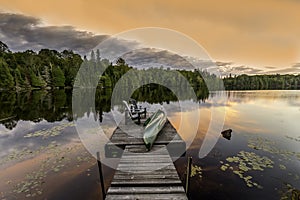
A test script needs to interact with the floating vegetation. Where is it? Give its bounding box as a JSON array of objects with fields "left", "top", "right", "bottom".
[
  {"left": 248, "top": 137, "right": 300, "bottom": 162},
  {"left": 220, "top": 151, "right": 274, "bottom": 189},
  {"left": 285, "top": 135, "right": 300, "bottom": 142},
  {"left": 279, "top": 183, "right": 300, "bottom": 200},
  {"left": 279, "top": 164, "right": 286, "bottom": 170},
  {"left": 13, "top": 169, "right": 46, "bottom": 197},
  {"left": 0, "top": 142, "right": 59, "bottom": 166},
  {"left": 248, "top": 137, "right": 276, "bottom": 152},
  {"left": 0, "top": 147, "right": 34, "bottom": 165},
  {"left": 1, "top": 140, "right": 94, "bottom": 199},
  {"left": 24, "top": 122, "right": 74, "bottom": 139},
  {"left": 190, "top": 164, "right": 202, "bottom": 178}
]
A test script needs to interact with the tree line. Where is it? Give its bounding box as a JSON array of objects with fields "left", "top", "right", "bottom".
[
  {"left": 0, "top": 41, "right": 82, "bottom": 90},
  {"left": 0, "top": 41, "right": 216, "bottom": 93},
  {"left": 1, "top": 41, "right": 299, "bottom": 91},
  {"left": 223, "top": 74, "right": 300, "bottom": 90}
]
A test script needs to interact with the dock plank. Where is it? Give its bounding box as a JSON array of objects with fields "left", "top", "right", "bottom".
[
  {"left": 105, "top": 145, "right": 187, "bottom": 199},
  {"left": 105, "top": 120, "right": 186, "bottom": 158},
  {"left": 106, "top": 193, "right": 188, "bottom": 200}
]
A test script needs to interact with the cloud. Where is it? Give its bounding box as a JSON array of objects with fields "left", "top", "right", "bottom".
[
  {"left": 0, "top": 12, "right": 298, "bottom": 75},
  {"left": 212, "top": 63, "right": 300, "bottom": 76},
  {"left": 0, "top": 12, "right": 108, "bottom": 55},
  {"left": 291, "top": 63, "right": 300, "bottom": 69},
  {"left": 265, "top": 67, "right": 300, "bottom": 74},
  {"left": 264, "top": 66, "right": 277, "bottom": 69},
  {"left": 121, "top": 48, "right": 196, "bottom": 70},
  {"left": 93, "top": 37, "right": 140, "bottom": 61},
  {"left": 233, "top": 66, "right": 263, "bottom": 74},
  {"left": 215, "top": 61, "right": 234, "bottom": 66}
]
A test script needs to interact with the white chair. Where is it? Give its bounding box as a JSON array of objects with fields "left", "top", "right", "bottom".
[{"left": 122, "top": 100, "right": 141, "bottom": 124}]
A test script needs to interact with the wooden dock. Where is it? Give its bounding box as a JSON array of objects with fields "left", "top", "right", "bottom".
[
  {"left": 105, "top": 120, "right": 186, "bottom": 158},
  {"left": 105, "top": 119, "right": 187, "bottom": 199}
]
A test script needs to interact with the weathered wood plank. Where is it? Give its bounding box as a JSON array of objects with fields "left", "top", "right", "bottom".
[
  {"left": 106, "top": 145, "right": 187, "bottom": 199},
  {"left": 105, "top": 120, "right": 186, "bottom": 158},
  {"left": 107, "top": 186, "right": 185, "bottom": 194},
  {"left": 106, "top": 193, "right": 188, "bottom": 200},
  {"left": 105, "top": 118, "right": 188, "bottom": 199}
]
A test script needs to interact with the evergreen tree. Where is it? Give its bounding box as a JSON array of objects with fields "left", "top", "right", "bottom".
[
  {"left": 14, "top": 67, "right": 24, "bottom": 88},
  {"left": 0, "top": 58, "right": 14, "bottom": 89},
  {"left": 52, "top": 66, "right": 65, "bottom": 87},
  {"left": 96, "top": 49, "right": 101, "bottom": 63},
  {"left": 29, "top": 69, "right": 45, "bottom": 88}
]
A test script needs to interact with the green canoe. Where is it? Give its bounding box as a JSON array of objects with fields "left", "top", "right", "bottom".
[{"left": 143, "top": 109, "right": 167, "bottom": 151}]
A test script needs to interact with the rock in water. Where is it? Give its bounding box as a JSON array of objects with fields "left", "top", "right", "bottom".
[{"left": 221, "top": 129, "right": 232, "bottom": 140}]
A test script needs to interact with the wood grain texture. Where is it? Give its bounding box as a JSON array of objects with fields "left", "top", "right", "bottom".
[
  {"left": 105, "top": 120, "right": 186, "bottom": 158},
  {"left": 106, "top": 145, "right": 187, "bottom": 200}
]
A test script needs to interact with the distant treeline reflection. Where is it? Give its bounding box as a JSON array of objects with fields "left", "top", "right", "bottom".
[{"left": 0, "top": 84, "right": 209, "bottom": 129}]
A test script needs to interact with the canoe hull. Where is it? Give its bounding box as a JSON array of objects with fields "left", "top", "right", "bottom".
[{"left": 143, "top": 109, "right": 167, "bottom": 150}]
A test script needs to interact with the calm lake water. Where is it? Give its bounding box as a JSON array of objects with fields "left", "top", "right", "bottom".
[{"left": 0, "top": 90, "right": 299, "bottom": 200}]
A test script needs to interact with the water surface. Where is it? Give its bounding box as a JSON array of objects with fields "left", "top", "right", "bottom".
[{"left": 0, "top": 90, "right": 299, "bottom": 199}]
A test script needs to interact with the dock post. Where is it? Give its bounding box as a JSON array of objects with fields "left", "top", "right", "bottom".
[
  {"left": 185, "top": 156, "right": 192, "bottom": 197},
  {"left": 97, "top": 152, "right": 106, "bottom": 200}
]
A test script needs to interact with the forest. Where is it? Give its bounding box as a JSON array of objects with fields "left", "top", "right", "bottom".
[
  {"left": 223, "top": 74, "right": 300, "bottom": 90},
  {"left": 0, "top": 41, "right": 299, "bottom": 91},
  {"left": 0, "top": 41, "right": 217, "bottom": 92}
]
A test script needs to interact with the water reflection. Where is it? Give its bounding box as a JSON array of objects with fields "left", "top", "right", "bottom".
[
  {"left": 169, "top": 90, "right": 300, "bottom": 200},
  {"left": 0, "top": 90, "right": 299, "bottom": 199}
]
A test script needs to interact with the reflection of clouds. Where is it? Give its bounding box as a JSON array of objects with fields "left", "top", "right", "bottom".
[
  {"left": 225, "top": 90, "right": 300, "bottom": 107},
  {"left": 0, "top": 120, "right": 36, "bottom": 137},
  {"left": 224, "top": 91, "right": 300, "bottom": 137},
  {"left": 0, "top": 125, "right": 9, "bottom": 135},
  {"left": 0, "top": 120, "right": 78, "bottom": 159}
]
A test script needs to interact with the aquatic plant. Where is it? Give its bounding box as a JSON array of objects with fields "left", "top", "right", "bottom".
[
  {"left": 220, "top": 151, "right": 274, "bottom": 188},
  {"left": 24, "top": 122, "right": 74, "bottom": 139},
  {"left": 247, "top": 136, "right": 300, "bottom": 162},
  {"left": 191, "top": 164, "right": 202, "bottom": 178},
  {"left": 2, "top": 140, "right": 93, "bottom": 198}
]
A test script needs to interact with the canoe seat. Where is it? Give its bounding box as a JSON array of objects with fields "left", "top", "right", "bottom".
[{"left": 122, "top": 100, "right": 147, "bottom": 124}]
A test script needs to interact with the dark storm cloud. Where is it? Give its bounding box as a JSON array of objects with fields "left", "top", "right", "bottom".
[
  {"left": 121, "top": 48, "right": 196, "bottom": 70},
  {"left": 0, "top": 12, "right": 108, "bottom": 55},
  {"left": 94, "top": 37, "right": 140, "bottom": 61}
]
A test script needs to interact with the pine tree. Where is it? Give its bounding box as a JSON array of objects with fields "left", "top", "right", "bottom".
[
  {"left": 90, "top": 50, "right": 95, "bottom": 62},
  {"left": 29, "top": 69, "right": 45, "bottom": 88},
  {"left": 96, "top": 49, "right": 101, "bottom": 63},
  {"left": 14, "top": 67, "right": 24, "bottom": 88},
  {"left": 0, "top": 58, "right": 14, "bottom": 89},
  {"left": 52, "top": 66, "right": 65, "bottom": 87}
]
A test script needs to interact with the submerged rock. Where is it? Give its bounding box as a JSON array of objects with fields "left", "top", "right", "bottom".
[{"left": 221, "top": 129, "right": 232, "bottom": 140}]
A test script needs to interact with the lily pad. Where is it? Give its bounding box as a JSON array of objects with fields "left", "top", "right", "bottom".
[
  {"left": 219, "top": 151, "right": 273, "bottom": 189},
  {"left": 191, "top": 164, "right": 202, "bottom": 178}
]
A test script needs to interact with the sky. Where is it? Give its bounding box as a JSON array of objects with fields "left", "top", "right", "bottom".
[{"left": 0, "top": 0, "right": 300, "bottom": 74}]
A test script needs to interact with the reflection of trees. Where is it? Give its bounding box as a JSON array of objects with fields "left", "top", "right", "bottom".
[
  {"left": 1, "top": 85, "right": 209, "bottom": 129},
  {"left": 131, "top": 84, "right": 208, "bottom": 104},
  {"left": 0, "top": 90, "right": 71, "bottom": 129}
]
